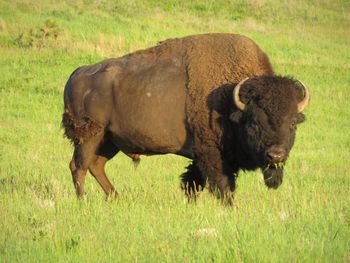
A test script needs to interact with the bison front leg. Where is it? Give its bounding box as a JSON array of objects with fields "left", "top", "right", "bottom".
[
  {"left": 210, "top": 173, "right": 235, "bottom": 206},
  {"left": 181, "top": 161, "right": 207, "bottom": 202},
  {"left": 196, "top": 148, "right": 236, "bottom": 205}
]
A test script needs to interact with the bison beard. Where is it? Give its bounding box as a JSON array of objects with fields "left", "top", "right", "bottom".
[
  {"left": 62, "top": 33, "right": 309, "bottom": 205},
  {"left": 263, "top": 166, "right": 283, "bottom": 189}
]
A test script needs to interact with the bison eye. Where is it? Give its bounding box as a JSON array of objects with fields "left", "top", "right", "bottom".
[{"left": 251, "top": 121, "right": 260, "bottom": 130}]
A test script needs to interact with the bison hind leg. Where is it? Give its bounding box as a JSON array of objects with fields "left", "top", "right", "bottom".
[
  {"left": 88, "top": 140, "right": 119, "bottom": 199},
  {"left": 181, "top": 162, "right": 207, "bottom": 201}
]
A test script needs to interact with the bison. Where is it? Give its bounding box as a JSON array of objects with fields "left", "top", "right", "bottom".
[{"left": 62, "top": 33, "right": 309, "bottom": 204}]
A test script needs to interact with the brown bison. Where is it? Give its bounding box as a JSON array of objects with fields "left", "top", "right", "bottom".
[{"left": 62, "top": 33, "right": 309, "bottom": 204}]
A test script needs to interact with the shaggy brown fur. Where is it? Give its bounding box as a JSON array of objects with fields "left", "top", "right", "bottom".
[
  {"left": 62, "top": 106, "right": 103, "bottom": 145},
  {"left": 178, "top": 34, "right": 273, "bottom": 201},
  {"left": 183, "top": 34, "right": 273, "bottom": 144},
  {"left": 181, "top": 162, "right": 206, "bottom": 200},
  {"left": 238, "top": 76, "right": 305, "bottom": 126}
]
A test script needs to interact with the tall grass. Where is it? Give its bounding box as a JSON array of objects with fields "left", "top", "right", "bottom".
[{"left": 0, "top": 0, "right": 349, "bottom": 262}]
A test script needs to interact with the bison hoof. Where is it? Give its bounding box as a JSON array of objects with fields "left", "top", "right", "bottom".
[
  {"left": 105, "top": 190, "right": 118, "bottom": 201},
  {"left": 181, "top": 182, "right": 203, "bottom": 202},
  {"left": 221, "top": 192, "right": 234, "bottom": 206}
]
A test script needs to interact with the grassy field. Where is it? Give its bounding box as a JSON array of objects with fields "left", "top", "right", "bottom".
[{"left": 0, "top": 0, "right": 349, "bottom": 262}]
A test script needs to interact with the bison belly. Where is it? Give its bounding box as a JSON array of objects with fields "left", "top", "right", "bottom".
[{"left": 108, "top": 58, "right": 191, "bottom": 157}]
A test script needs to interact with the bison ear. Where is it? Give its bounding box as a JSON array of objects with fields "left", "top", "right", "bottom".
[
  {"left": 229, "top": 111, "right": 242, "bottom": 123},
  {"left": 296, "top": 113, "right": 305, "bottom": 124}
]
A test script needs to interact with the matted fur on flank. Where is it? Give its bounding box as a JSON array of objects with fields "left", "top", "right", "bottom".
[{"left": 62, "top": 107, "right": 103, "bottom": 145}]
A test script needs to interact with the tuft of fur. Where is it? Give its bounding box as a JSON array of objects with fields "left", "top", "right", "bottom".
[
  {"left": 62, "top": 107, "right": 103, "bottom": 145},
  {"left": 181, "top": 162, "right": 207, "bottom": 199}
]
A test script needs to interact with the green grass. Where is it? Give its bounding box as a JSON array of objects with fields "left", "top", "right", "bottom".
[{"left": 1, "top": 0, "right": 349, "bottom": 262}]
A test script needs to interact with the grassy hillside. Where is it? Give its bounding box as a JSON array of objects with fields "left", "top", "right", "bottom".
[{"left": 0, "top": 0, "right": 349, "bottom": 262}]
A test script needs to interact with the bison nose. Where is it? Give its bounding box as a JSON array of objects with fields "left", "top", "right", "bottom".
[{"left": 266, "top": 146, "right": 286, "bottom": 163}]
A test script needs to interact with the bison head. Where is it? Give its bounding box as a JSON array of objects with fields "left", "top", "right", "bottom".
[{"left": 230, "top": 76, "right": 309, "bottom": 189}]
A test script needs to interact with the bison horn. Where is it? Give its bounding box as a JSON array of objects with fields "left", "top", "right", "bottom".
[
  {"left": 297, "top": 80, "right": 310, "bottom": 112},
  {"left": 233, "top": 77, "right": 249, "bottom": 111}
]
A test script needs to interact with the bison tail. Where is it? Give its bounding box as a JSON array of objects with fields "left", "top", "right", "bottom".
[{"left": 61, "top": 106, "right": 103, "bottom": 145}]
